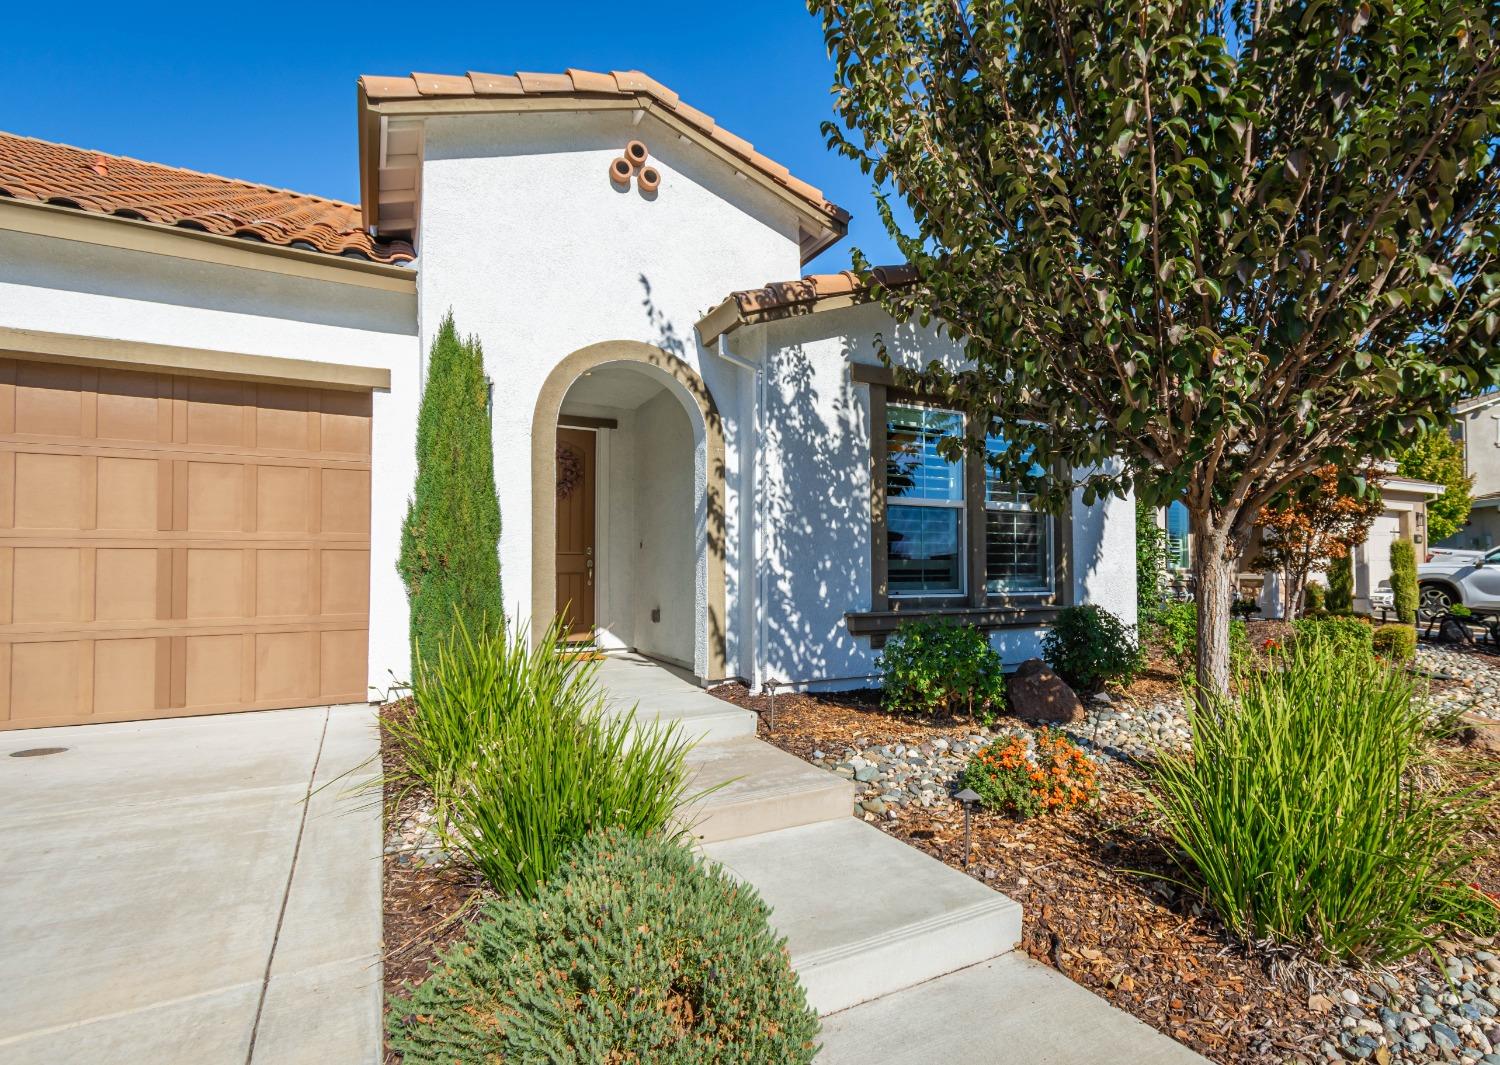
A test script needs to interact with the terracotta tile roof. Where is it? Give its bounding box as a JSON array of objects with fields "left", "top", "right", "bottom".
[
  {"left": 0, "top": 130, "right": 414, "bottom": 265},
  {"left": 728, "top": 265, "right": 916, "bottom": 314},
  {"left": 697, "top": 265, "right": 916, "bottom": 344},
  {"left": 358, "top": 69, "right": 850, "bottom": 228}
]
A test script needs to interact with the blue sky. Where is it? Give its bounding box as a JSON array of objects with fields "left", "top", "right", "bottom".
[{"left": 6, "top": 1, "right": 899, "bottom": 273}]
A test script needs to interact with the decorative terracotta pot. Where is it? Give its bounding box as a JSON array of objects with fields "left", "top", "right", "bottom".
[
  {"left": 638, "top": 165, "right": 661, "bottom": 193},
  {"left": 608, "top": 156, "right": 632, "bottom": 187},
  {"left": 625, "top": 140, "right": 649, "bottom": 168}
]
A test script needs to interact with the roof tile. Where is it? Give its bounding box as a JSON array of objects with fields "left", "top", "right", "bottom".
[
  {"left": 0, "top": 130, "right": 413, "bottom": 265},
  {"left": 359, "top": 68, "right": 849, "bottom": 225}
]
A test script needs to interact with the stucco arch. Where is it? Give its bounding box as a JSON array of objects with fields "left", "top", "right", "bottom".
[{"left": 532, "top": 340, "right": 728, "bottom": 681}]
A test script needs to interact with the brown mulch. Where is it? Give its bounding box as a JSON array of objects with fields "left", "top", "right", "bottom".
[
  {"left": 378, "top": 703, "right": 494, "bottom": 1063},
  {"left": 720, "top": 676, "right": 1500, "bottom": 1065}
]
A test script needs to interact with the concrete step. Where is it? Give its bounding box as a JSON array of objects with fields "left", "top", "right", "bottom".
[
  {"left": 703, "top": 819, "right": 1021, "bottom": 1014},
  {"left": 817, "top": 953, "right": 1208, "bottom": 1064},
  {"left": 676, "top": 738, "right": 853, "bottom": 844},
  {"left": 601, "top": 689, "right": 756, "bottom": 745}
]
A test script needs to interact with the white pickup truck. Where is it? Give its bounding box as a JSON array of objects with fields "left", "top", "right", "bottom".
[{"left": 1419, "top": 547, "right": 1500, "bottom": 619}]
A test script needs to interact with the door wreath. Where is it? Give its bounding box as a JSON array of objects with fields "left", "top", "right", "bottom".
[{"left": 556, "top": 443, "right": 585, "bottom": 500}]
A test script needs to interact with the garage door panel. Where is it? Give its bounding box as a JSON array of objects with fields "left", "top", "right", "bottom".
[
  {"left": 319, "top": 390, "right": 372, "bottom": 456},
  {"left": 13, "top": 452, "right": 84, "bottom": 529},
  {"left": 93, "top": 638, "right": 159, "bottom": 716},
  {"left": 186, "top": 548, "right": 245, "bottom": 619},
  {"left": 256, "top": 465, "right": 311, "bottom": 532},
  {"left": 96, "top": 456, "right": 161, "bottom": 530},
  {"left": 14, "top": 362, "right": 85, "bottom": 437},
  {"left": 185, "top": 461, "right": 244, "bottom": 531},
  {"left": 257, "top": 550, "right": 310, "bottom": 617},
  {"left": 256, "top": 631, "right": 316, "bottom": 703},
  {"left": 0, "top": 358, "right": 371, "bottom": 729},
  {"left": 95, "top": 370, "right": 165, "bottom": 443},
  {"left": 321, "top": 468, "right": 369, "bottom": 534}
]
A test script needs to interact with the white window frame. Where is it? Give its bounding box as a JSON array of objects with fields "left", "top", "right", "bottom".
[{"left": 885, "top": 402, "right": 967, "bottom": 598}]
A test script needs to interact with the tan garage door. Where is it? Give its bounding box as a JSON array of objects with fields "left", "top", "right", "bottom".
[{"left": 0, "top": 357, "right": 371, "bottom": 730}]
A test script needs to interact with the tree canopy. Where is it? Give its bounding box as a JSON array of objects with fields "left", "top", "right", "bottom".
[
  {"left": 1397, "top": 427, "right": 1474, "bottom": 543},
  {"left": 809, "top": 0, "right": 1500, "bottom": 689}
]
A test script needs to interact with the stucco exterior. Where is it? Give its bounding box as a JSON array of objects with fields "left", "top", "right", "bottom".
[
  {"left": 1440, "top": 394, "right": 1500, "bottom": 550},
  {"left": 1, "top": 89, "right": 1140, "bottom": 707}
]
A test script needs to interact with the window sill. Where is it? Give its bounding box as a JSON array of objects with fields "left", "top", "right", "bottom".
[{"left": 845, "top": 603, "right": 1061, "bottom": 640}]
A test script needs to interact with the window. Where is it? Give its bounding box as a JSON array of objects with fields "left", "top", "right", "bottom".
[
  {"left": 984, "top": 433, "right": 1052, "bottom": 594},
  {"left": 1165, "top": 500, "right": 1191, "bottom": 570},
  {"left": 886, "top": 405, "right": 965, "bottom": 594}
]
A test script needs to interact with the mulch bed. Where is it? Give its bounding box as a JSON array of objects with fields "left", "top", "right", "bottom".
[
  {"left": 378, "top": 702, "right": 494, "bottom": 1063},
  {"left": 718, "top": 675, "right": 1500, "bottom": 1065}
]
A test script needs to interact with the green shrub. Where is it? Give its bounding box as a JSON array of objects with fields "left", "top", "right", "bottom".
[
  {"left": 1135, "top": 497, "right": 1168, "bottom": 629},
  {"left": 1372, "top": 623, "right": 1417, "bottom": 664},
  {"left": 387, "top": 617, "right": 700, "bottom": 898},
  {"left": 390, "top": 829, "right": 820, "bottom": 1064},
  {"left": 1041, "top": 604, "right": 1145, "bottom": 693},
  {"left": 1391, "top": 539, "right": 1419, "bottom": 624},
  {"left": 1302, "top": 582, "right": 1326, "bottom": 615},
  {"left": 879, "top": 619, "right": 1005, "bottom": 719},
  {"left": 1149, "top": 639, "right": 1496, "bottom": 963},
  {"left": 1327, "top": 554, "right": 1354, "bottom": 613},
  {"left": 1153, "top": 601, "right": 1251, "bottom": 673},
  {"left": 1291, "top": 614, "right": 1374, "bottom": 658},
  {"left": 399, "top": 312, "right": 502, "bottom": 667}
]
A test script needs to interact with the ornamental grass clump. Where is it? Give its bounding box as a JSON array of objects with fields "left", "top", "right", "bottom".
[
  {"left": 385, "top": 616, "right": 701, "bottom": 898},
  {"left": 1149, "top": 639, "right": 1496, "bottom": 964},
  {"left": 960, "top": 729, "right": 1097, "bottom": 819},
  {"left": 389, "top": 828, "right": 821, "bottom": 1065}
]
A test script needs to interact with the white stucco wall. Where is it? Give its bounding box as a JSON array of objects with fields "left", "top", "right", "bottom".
[
  {"left": 0, "top": 229, "right": 420, "bottom": 695},
  {"left": 740, "top": 302, "right": 1137, "bottom": 688},
  {"left": 631, "top": 389, "right": 697, "bottom": 667},
  {"left": 415, "top": 108, "right": 806, "bottom": 677}
]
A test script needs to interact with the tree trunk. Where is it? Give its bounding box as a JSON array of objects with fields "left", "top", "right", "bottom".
[{"left": 1190, "top": 512, "right": 1237, "bottom": 697}]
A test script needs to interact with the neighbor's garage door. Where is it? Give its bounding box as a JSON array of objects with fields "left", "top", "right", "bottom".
[{"left": 0, "top": 357, "right": 371, "bottom": 730}]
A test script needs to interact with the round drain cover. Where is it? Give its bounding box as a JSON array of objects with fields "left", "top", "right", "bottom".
[{"left": 9, "top": 747, "right": 68, "bottom": 758}]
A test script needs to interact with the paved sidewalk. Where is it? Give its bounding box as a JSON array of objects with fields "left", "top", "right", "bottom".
[{"left": 0, "top": 704, "right": 383, "bottom": 1065}]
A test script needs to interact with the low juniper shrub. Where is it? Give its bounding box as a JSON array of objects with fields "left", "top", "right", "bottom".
[
  {"left": 389, "top": 828, "right": 821, "bottom": 1065},
  {"left": 879, "top": 619, "right": 1005, "bottom": 720},
  {"left": 1041, "top": 604, "right": 1145, "bottom": 693},
  {"left": 1302, "top": 582, "right": 1327, "bottom": 615}
]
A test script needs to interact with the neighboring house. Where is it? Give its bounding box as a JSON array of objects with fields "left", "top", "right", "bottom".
[
  {"left": 1155, "top": 474, "right": 1443, "bottom": 618},
  {"left": 1436, "top": 391, "right": 1500, "bottom": 551},
  {"left": 0, "top": 68, "right": 1133, "bottom": 732}
]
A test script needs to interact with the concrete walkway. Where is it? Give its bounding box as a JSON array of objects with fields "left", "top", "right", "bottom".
[
  {"left": 597, "top": 652, "right": 1207, "bottom": 1064},
  {"left": 0, "top": 704, "right": 382, "bottom": 1065}
]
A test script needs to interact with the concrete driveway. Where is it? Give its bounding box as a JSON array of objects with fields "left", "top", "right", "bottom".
[{"left": 0, "top": 704, "right": 383, "bottom": 1064}]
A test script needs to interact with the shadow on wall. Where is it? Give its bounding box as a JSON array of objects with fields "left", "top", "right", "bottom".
[
  {"left": 637, "top": 273, "right": 728, "bottom": 674},
  {"left": 759, "top": 334, "right": 872, "bottom": 684}
]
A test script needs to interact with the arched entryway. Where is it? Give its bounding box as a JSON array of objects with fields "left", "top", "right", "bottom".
[{"left": 531, "top": 341, "right": 727, "bottom": 682}]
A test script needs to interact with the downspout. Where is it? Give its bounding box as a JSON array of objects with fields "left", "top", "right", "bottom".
[{"left": 716, "top": 332, "right": 768, "bottom": 691}]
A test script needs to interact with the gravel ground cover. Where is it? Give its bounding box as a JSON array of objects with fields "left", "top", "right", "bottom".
[{"left": 714, "top": 657, "right": 1500, "bottom": 1065}]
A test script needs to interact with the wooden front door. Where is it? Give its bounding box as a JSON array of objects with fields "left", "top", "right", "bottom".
[{"left": 555, "top": 428, "right": 595, "bottom": 640}]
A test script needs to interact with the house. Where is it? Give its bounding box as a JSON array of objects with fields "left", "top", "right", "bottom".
[
  {"left": 1155, "top": 473, "right": 1444, "bottom": 618},
  {"left": 1436, "top": 391, "right": 1500, "bottom": 551},
  {"left": 0, "top": 68, "right": 1134, "bottom": 731}
]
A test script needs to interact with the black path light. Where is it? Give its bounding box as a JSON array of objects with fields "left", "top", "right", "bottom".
[{"left": 955, "top": 787, "right": 981, "bottom": 867}]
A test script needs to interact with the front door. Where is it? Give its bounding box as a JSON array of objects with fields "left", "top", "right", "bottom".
[{"left": 555, "top": 428, "right": 596, "bottom": 640}]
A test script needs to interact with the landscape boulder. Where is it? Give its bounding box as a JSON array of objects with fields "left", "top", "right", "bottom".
[
  {"left": 1460, "top": 716, "right": 1500, "bottom": 756},
  {"left": 1008, "top": 658, "right": 1084, "bottom": 724}
]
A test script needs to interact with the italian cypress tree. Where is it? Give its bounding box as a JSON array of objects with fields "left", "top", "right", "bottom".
[{"left": 398, "top": 312, "right": 502, "bottom": 666}]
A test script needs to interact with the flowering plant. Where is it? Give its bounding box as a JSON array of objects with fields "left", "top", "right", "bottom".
[{"left": 960, "top": 729, "right": 1097, "bottom": 818}]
